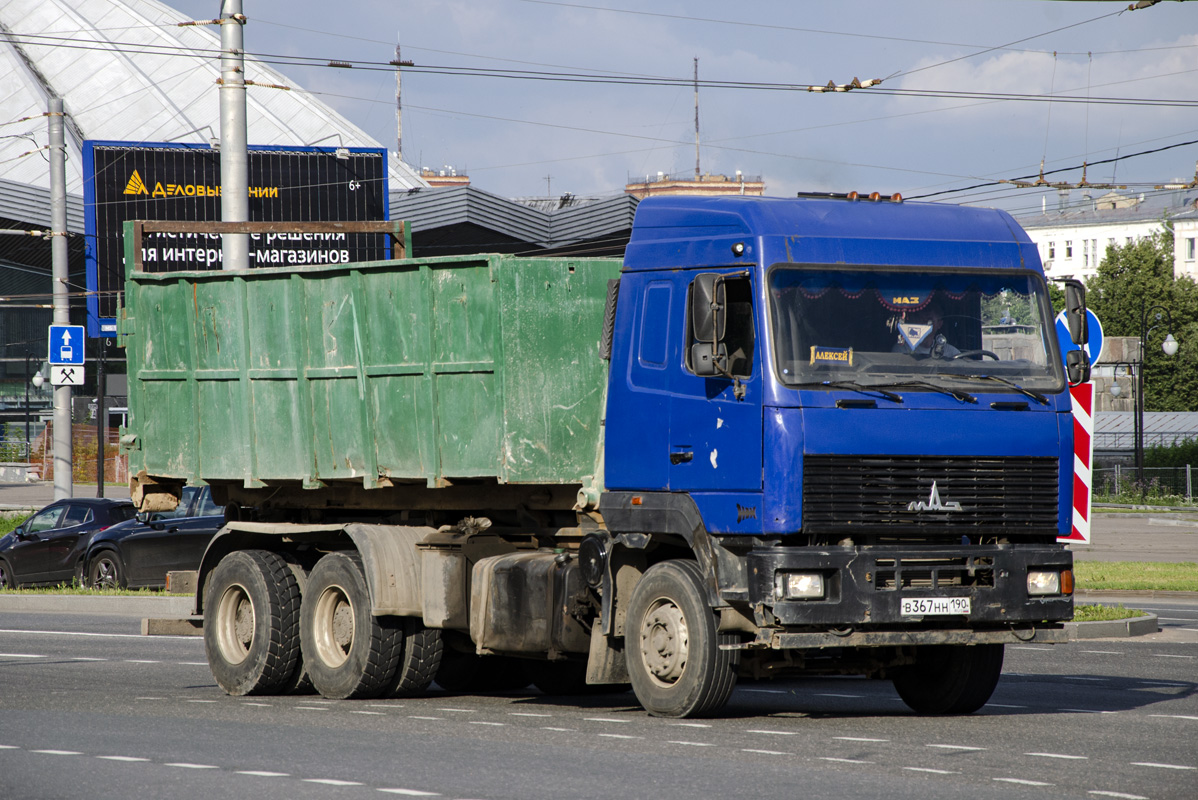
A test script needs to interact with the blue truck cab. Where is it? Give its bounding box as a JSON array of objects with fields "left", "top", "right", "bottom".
[{"left": 597, "top": 194, "right": 1083, "bottom": 716}]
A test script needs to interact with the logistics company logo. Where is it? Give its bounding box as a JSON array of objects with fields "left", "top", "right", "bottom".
[
  {"left": 122, "top": 171, "right": 281, "bottom": 199},
  {"left": 123, "top": 170, "right": 148, "bottom": 195},
  {"left": 906, "top": 481, "right": 963, "bottom": 512}
]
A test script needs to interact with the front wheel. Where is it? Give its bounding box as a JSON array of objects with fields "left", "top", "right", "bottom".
[
  {"left": 892, "top": 644, "right": 1005, "bottom": 714},
  {"left": 624, "top": 560, "right": 738, "bottom": 718},
  {"left": 88, "top": 551, "right": 126, "bottom": 589},
  {"left": 0, "top": 558, "right": 17, "bottom": 590},
  {"left": 300, "top": 552, "right": 403, "bottom": 700},
  {"left": 204, "top": 550, "right": 303, "bottom": 696}
]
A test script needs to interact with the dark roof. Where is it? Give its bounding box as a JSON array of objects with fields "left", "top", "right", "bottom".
[{"left": 1016, "top": 189, "right": 1198, "bottom": 230}]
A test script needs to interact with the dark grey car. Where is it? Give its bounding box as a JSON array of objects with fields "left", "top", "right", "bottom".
[
  {"left": 84, "top": 485, "right": 225, "bottom": 589},
  {"left": 0, "top": 498, "right": 137, "bottom": 588}
]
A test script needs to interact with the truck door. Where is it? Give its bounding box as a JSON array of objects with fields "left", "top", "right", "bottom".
[{"left": 668, "top": 272, "right": 762, "bottom": 494}]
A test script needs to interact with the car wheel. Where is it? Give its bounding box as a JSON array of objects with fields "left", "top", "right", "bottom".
[
  {"left": 204, "top": 549, "right": 303, "bottom": 696},
  {"left": 88, "top": 551, "right": 126, "bottom": 590},
  {"left": 0, "top": 558, "right": 16, "bottom": 590}
]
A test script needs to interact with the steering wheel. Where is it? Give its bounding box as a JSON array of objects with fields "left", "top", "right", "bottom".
[{"left": 950, "top": 349, "right": 1000, "bottom": 361}]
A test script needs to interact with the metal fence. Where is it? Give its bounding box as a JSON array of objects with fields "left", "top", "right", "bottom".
[{"left": 1093, "top": 465, "right": 1194, "bottom": 501}]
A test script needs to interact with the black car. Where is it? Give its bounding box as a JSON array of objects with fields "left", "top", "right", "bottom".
[
  {"left": 0, "top": 498, "right": 137, "bottom": 589},
  {"left": 85, "top": 485, "right": 225, "bottom": 589}
]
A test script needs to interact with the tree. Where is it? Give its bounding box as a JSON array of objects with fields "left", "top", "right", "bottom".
[{"left": 1085, "top": 228, "right": 1198, "bottom": 412}]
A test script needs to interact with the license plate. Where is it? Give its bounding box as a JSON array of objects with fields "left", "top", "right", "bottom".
[{"left": 901, "top": 597, "right": 970, "bottom": 616}]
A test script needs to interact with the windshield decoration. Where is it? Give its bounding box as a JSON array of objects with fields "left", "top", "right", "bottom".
[
  {"left": 768, "top": 266, "right": 1065, "bottom": 394},
  {"left": 810, "top": 346, "right": 853, "bottom": 365}
]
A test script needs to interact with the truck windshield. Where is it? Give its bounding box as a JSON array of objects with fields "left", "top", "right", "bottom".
[{"left": 768, "top": 265, "right": 1064, "bottom": 392}]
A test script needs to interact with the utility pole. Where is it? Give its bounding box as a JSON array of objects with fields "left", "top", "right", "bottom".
[
  {"left": 693, "top": 57, "right": 700, "bottom": 179},
  {"left": 219, "top": 0, "right": 249, "bottom": 270},
  {"left": 49, "top": 97, "right": 72, "bottom": 500}
]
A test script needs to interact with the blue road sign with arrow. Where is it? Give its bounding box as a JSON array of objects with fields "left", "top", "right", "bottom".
[{"left": 49, "top": 325, "right": 85, "bottom": 366}]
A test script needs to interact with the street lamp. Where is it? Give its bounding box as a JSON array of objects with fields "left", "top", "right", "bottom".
[
  {"left": 1133, "top": 302, "right": 1180, "bottom": 497},
  {"left": 24, "top": 354, "right": 44, "bottom": 462}
]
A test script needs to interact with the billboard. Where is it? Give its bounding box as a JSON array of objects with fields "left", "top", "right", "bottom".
[{"left": 83, "top": 141, "right": 390, "bottom": 337}]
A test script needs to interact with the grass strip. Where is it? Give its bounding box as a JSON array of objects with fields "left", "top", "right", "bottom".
[
  {"left": 1074, "top": 561, "right": 1198, "bottom": 592},
  {"left": 1073, "top": 603, "right": 1144, "bottom": 622}
]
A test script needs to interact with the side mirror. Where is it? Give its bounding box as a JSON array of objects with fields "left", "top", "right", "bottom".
[
  {"left": 1063, "top": 280, "right": 1088, "bottom": 346},
  {"left": 690, "top": 342, "right": 727, "bottom": 377},
  {"left": 1065, "top": 349, "right": 1091, "bottom": 386},
  {"left": 13, "top": 525, "right": 27, "bottom": 539},
  {"left": 692, "top": 273, "right": 727, "bottom": 344}
]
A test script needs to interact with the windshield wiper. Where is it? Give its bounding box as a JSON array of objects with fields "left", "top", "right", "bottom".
[
  {"left": 794, "top": 381, "right": 904, "bottom": 404},
  {"left": 871, "top": 380, "right": 977, "bottom": 404},
  {"left": 959, "top": 374, "right": 1049, "bottom": 405}
]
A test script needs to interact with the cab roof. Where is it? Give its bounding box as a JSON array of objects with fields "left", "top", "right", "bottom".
[{"left": 623, "top": 195, "right": 1036, "bottom": 273}]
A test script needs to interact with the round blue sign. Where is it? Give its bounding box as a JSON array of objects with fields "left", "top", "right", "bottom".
[{"left": 1055, "top": 309, "right": 1103, "bottom": 368}]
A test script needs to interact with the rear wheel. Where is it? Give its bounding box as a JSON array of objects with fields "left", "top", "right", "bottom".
[
  {"left": 892, "top": 644, "right": 1005, "bottom": 715},
  {"left": 624, "top": 560, "right": 738, "bottom": 718},
  {"left": 300, "top": 552, "right": 403, "bottom": 700},
  {"left": 382, "top": 617, "right": 443, "bottom": 697},
  {"left": 88, "top": 551, "right": 126, "bottom": 589},
  {"left": 204, "top": 550, "right": 303, "bottom": 696}
]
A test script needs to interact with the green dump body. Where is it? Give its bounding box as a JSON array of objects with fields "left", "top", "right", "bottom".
[{"left": 120, "top": 246, "right": 622, "bottom": 493}]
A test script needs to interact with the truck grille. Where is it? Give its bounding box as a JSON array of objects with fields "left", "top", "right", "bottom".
[
  {"left": 873, "top": 556, "right": 995, "bottom": 590},
  {"left": 802, "top": 455, "right": 1058, "bottom": 535}
]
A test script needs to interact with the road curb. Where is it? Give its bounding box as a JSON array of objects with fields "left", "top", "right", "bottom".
[
  {"left": 0, "top": 594, "right": 193, "bottom": 618},
  {"left": 1065, "top": 614, "right": 1158, "bottom": 640}
]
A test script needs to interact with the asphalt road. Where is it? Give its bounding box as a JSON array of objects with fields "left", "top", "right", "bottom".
[{"left": 1, "top": 609, "right": 1195, "bottom": 800}]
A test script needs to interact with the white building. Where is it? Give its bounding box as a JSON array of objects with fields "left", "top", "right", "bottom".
[{"left": 1015, "top": 189, "right": 1198, "bottom": 283}]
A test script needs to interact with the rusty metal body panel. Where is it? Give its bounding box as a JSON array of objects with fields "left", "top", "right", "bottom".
[{"left": 120, "top": 223, "right": 620, "bottom": 497}]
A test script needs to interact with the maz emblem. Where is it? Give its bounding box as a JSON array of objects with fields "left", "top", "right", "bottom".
[{"left": 906, "top": 481, "right": 963, "bottom": 512}]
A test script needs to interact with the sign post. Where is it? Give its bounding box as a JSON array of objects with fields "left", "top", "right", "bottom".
[{"left": 1055, "top": 309, "right": 1104, "bottom": 545}]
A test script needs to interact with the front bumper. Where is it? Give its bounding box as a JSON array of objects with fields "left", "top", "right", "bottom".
[{"left": 743, "top": 543, "right": 1072, "bottom": 633}]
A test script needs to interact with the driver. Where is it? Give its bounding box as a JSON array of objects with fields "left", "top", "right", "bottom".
[{"left": 893, "top": 304, "right": 961, "bottom": 358}]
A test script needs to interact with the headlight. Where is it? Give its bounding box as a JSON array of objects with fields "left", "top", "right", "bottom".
[
  {"left": 775, "top": 571, "right": 825, "bottom": 600},
  {"left": 1027, "top": 569, "right": 1061, "bottom": 596}
]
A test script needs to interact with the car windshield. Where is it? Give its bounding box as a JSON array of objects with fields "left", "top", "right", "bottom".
[{"left": 768, "top": 265, "right": 1064, "bottom": 392}]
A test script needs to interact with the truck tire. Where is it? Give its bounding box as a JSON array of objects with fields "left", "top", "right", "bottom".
[
  {"left": 204, "top": 550, "right": 303, "bottom": 696},
  {"left": 624, "top": 560, "right": 738, "bottom": 718},
  {"left": 382, "top": 617, "right": 443, "bottom": 697},
  {"left": 300, "top": 552, "right": 403, "bottom": 700},
  {"left": 892, "top": 644, "right": 1005, "bottom": 715}
]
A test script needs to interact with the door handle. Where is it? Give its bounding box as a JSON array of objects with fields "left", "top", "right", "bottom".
[{"left": 670, "top": 450, "right": 693, "bottom": 464}]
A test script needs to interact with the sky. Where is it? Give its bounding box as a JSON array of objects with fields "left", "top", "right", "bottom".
[{"left": 162, "top": 1, "right": 1198, "bottom": 216}]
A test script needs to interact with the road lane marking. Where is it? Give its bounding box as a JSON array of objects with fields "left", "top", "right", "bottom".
[
  {"left": 669, "top": 741, "right": 715, "bottom": 747},
  {"left": 541, "top": 727, "right": 575, "bottom": 732},
  {"left": 71, "top": 657, "right": 106, "bottom": 661},
  {"left": 165, "top": 762, "right": 218, "bottom": 769},
  {"left": 986, "top": 704, "right": 1027, "bottom": 709},
  {"left": 994, "top": 778, "right": 1053, "bottom": 786},
  {"left": 815, "top": 693, "right": 862, "bottom": 698},
  {"left": 926, "top": 744, "right": 985, "bottom": 751},
  {"left": 1148, "top": 714, "right": 1198, "bottom": 720},
  {"left": 31, "top": 750, "right": 81, "bottom": 755},
  {"left": 903, "top": 768, "right": 957, "bottom": 775},
  {"left": 742, "top": 688, "right": 788, "bottom": 694},
  {"left": 1088, "top": 792, "right": 1148, "bottom": 800},
  {"left": 1153, "top": 654, "right": 1195, "bottom": 659},
  {"left": 237, "top": 770, "right": 289, "bottom": 777},
  {"left": 819, "top": 757, "right": 871, "bottom": 764},
  {"left": 835, "top": 737, "right": 889, "bottom": 742},
  {"left": 584, "top": 717, "right": 629, "bottom": 723},
  {"left": 747, "top": 729, "right": 797, "bottom": 736},
  {"left": 408, "top": 716, "right": 442, "bottom": 721},
  {"left": 96, "top": 756, "right": 150, "bottom": 762},
  {"left": 0, "top": 745, "right": 20, "bottom": 750},
  {"left": 1011, "top": 646, "right": 1054, "bottom": 651},
  {"left": 1060, "top": 708, "right": 1116, "bottom": 714},
  {"left": 378, "top": 790, "right": 440, "bottom": 796},
  {"left": 743, "top": 749, "right": 788, "bottom": 755},
  {"left": 597, "top": 733, "right": 642, "bottom": 739},
  {"left": 351, "top": 711, "right": 385, "bottom": 716},
  {"left": 186, "top": 699, "right": 217, "bottom": 704},
  {"left": 468, "top": 721, "right": 505, "bottom": 726},
  {"left": 1130, "top": 762, "right": 1195, "bottom": 770},
  {"left": 0, "top": 628, "right": 195, "bottom": 640},
  {"left": 509, "top": 712, "right": 552, "bottom": 717},
  {"left": 124, "top": 660, "right": 160, "bottom": 664},
  {"left": 1026, "top": 752, "right": 1088, "bottom": 760},
  {"left": 294, "top": 706, "right": 329, "bottom": 711},
  {"left": 0, "top": 653, "right": 44, "bottom": 658},
  {"left": 241, "top": 702, "right": 271, "bottom": 707},
  {"left": 672, "top": 722, "right": 712, "bottom": 728},
  {"left": 304, "top": 778, "right": 363, "bottom": 786},
  {"left": 1068, "top": 677, "right": 1106, "bottom": 682},
  {"left": 179, "top": 661, "right": 208, "bottom": 666},
  {"left": 438, "top": 708, "right": 474, "bottom": 713}
]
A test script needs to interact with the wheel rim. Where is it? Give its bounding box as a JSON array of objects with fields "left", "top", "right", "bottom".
[
  {"left": 311, "top": 584, "right": 355, "bottom": 668},
  {"left": 93, "top": 558, "right": 117, "bottom": 588},
  {"left": 638, "top": 597, "right": 690, "bottom": 687},
  {"left": 214, "top": 583, "right": 255, "bottom": 665},
  {"left": 0, "top": 564, "right": 8, "bottom": 589}
]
